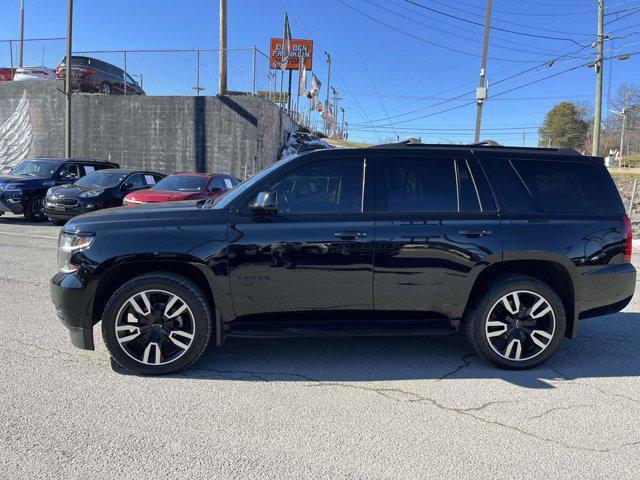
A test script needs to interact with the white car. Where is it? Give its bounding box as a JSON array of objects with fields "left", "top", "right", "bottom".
[{"left": 13, "top": 66, "right": 55, "bottom": 81}]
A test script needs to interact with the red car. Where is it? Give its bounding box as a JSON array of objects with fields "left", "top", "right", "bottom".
[
  {"left": 0, "top": 68, "right": 15, "bottom": 81},
  {"left": 123, "top": 173, "right": 240, "bottom": 206}
]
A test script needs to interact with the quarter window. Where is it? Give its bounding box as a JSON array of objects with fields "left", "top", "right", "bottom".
[{"left": 266, "top": 158, "right": 364, "bottom": 214}]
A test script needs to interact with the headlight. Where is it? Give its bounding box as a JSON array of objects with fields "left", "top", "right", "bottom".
[
  {"left": 58, "top": 232, "right": 94, "bottom": 273},
  {"left": 3, "top": 183, "right": 23, "bottom": 192},
  {"left": 80, "top": 189, "right": 103, "bottom": 198}
]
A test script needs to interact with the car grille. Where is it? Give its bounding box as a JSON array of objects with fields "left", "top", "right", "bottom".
[{"left": 48, "top": 198, "right": 79, "bottom": 206}]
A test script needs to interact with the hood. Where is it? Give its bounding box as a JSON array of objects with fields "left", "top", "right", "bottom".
[
  {"left": 63, "top": 202, "right": 228, "bottom": 234},
  {"left": 126, "top": 189, "right": 204, "bottom": 202},
  {"left": 0, "top": 174, "right": 50, "bottom": 190},
  {"left": 48, "top": 183, "right": 106, "bottom": 198}
]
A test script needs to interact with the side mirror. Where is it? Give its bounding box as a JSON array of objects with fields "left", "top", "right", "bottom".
[
  {"left": 208, "top": 188, "right": 221, "bottom": 196},
  {"left": 122, "top": 182, "right": 134, "bottom": 191},
  {"left": 249, "top": 191, "right": 277, "bottom": 215}
]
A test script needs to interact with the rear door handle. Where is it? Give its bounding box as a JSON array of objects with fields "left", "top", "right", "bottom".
[
  {"left": 458, "top": 230, "right": 492, "bottom": 237},
  {"left": 334, "top": 231, "right": 368, "bottom": 239}
]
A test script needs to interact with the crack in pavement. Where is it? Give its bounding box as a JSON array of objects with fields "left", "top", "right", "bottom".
[{"left": 436, "top": 353, "right": 475, "bottom": 381}]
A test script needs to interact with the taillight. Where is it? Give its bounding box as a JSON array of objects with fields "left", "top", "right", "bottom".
[{"left": 623, "top": 214, "right": 633, "bottom": 262}]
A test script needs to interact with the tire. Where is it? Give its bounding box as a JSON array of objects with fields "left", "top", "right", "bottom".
[
  {"left": 463, "top": 274, "right": 566, "bottom": 370},
  {"left": 24, "top": 194, "right": 46, "bottom": 222},
  {"left": 102, "top": 272, "right": 213, "bottom": 375},
  {"left": 100, "top": 82, "right": 111, "bottom": 95}
]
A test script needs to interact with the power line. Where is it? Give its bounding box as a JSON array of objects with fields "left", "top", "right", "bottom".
[
  {"left": 335, "top": 0, "right": 553, "bottom": 62},
  {"left": 404, "top": 0, "right": 593, "bottom": 45},
  {"left": 426, "top": 0, "right": 595, "bottom": 18}
]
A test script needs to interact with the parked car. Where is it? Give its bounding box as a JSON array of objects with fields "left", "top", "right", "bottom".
[
  {"left": 123, "top": 173, "right": 240, "bottom": 206},
  {"left": 50, "top": 141, "right": 635, "bottom": 375},
  {"left": 0, "top": 67, "right": 15, "bottom": 81},
  {"left": 0, "top": 158, "right": 118, "bottom": 222},
  {"left": 45, "top": 169, "right": 164, "bottom": 225},
  {"left": 13, "top": 66, "right": 56, "bottom": 81},
  {"left": 55, "top": 56, "right": 145, "bottom": 95}
]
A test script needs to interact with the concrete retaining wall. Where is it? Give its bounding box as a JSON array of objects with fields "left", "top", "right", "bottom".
[{"left": 0, "top": 80, "right": 296, "bottom": 176}]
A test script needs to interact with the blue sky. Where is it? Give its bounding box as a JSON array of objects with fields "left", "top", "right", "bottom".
[{"left": 0, "top": 0, "right": 639, "bottom": 146}]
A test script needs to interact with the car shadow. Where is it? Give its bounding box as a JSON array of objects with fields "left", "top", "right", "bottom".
[
  {"left": 0, "top": 216, "right": 58, "bottom": 228},
  {"left": 112, "top": 312, "right": 640, "bottom": 389}
]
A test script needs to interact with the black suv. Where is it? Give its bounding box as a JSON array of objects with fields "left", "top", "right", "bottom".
[
  {"left": 50, "top": 142, "right": 635, "bottom": 375},
  {"left": 44, "top": 169, "right": 165, "bottom": 225},
  {"left": 0, "top": 158, "right": 119, "bottom": 221}
]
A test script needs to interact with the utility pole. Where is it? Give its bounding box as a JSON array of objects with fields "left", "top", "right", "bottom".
[
  {"left": 611, "top": 91, "right": 631, "bottom": 165},
  {"left": 324, "top": 51, "right": 331, "bottom": 136},
  {"left": 64, "top": 0, "right": 73, "bottom": 159},
  {"left": 592, "top": 0, "right": 605, "bottom": 156},
  {"left": 218, "top": 0, "right": 228, "bottom": 96},
  {"left": 474, "top": 0, "right": 492, "bottom": 143},
  {"left": 341, "top": 107, "right": 346, "bottom": 139},
  {"left": 19, "top": 0, "right": 25, "bottom": 68},
  {"left": 522, "top": 131, "right": 526, "bottom": 147}
]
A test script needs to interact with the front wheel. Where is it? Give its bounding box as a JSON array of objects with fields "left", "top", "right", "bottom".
[
  {"left": 463, "top": 274, "right": 566, "bottom": 370},
  {"left": 24, "top": 194, "right": 46, "bottom": 222},
  {"left": 102, "top": 272, "right": 213, "bottom": 375}
]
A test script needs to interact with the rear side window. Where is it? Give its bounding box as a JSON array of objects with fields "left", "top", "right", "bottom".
[{"left": 512, "top": 159, "right": 622, "bottom": 214}]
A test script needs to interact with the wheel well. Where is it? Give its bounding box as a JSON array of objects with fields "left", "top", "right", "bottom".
[
  {"left": 465, "top": 260, "right": 575, "bottom": 337},
  {"left": 91, "top": 260, "right": 215, "bottom": 324}
]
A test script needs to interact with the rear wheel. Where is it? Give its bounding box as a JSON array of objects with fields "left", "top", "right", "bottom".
[
  {"left": 102, "top": 272, "right": 213, "bottom": 375},
  {"left": 463, "top": 274, "right": 566, "bottom": 369},
  {"left": 24, "top": 194, "right": 46, "bottom": 222}
]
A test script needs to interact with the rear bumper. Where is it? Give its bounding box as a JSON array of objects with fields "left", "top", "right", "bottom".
[
  {"left": 577, "top": 262, "right": 636, "bottom": 321},
  {"left": 50, "top": 272, "right": 96, "bottom": 350}
]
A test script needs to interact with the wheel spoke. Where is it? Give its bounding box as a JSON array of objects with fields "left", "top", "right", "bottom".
[
  {"left": 530, "top": 329, "right": 553, "bottom": 349},
  {"left": 167, "top": 330, "right": 194, "bottom": 350},
  {"left": 502, "top": 293, "right": 520, "bottom": 315},
  {"left": 486, "top": 320, "right": 508, "bottom": 337},
  {"left": 116, "top": 324, "right": 141, "bottom": 343},
  {"left": 504, "top": 339, "right": 523, "bottom": 360},
  {"left": 129, "top": 292, "right": 151, "bottom": 316},
  {"left": 142, "top": 342, "right": 162, "bottom": 365},
  {"left": 529, "top": 298, "right": 552, "bottom": 319},
  {"left": 164, "top": 295, "right": 188, "bottom": 319}
]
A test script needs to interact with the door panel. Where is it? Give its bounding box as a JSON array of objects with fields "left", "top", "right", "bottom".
[
  {"left": 228, "top": 156, "right": 374, "bottom": 320},
  {"left": 373, "top": 153, "right": 501, "bottom": 320}
]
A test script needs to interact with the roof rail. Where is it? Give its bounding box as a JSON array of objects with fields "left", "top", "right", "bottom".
[{"left": 369, "top": 138, "right": 582, "bottom": 155}]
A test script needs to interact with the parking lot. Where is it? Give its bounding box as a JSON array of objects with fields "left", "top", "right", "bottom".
[{"left": 1, "top": 215, "right": 640, "bottom": 479}]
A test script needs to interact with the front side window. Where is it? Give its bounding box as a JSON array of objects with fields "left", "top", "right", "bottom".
[
  {"left": 59, "top": 164, "right": 81, "bottom": 180},
  {"left": 266, "top": 158, "right": 364, "bottom": 214}
]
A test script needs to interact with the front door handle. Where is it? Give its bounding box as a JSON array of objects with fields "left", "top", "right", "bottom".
[
  {"left": 334, "top": 231, "right": 368, "bottom": 239},
  {"left": 458, "top": 230, "right": 492, "bottom": 238}
]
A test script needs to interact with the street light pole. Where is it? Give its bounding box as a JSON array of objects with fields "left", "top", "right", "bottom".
[
  {"left": 64, "top": 0, "right": 73, "bottom": 159},
  {"left": 474, "top": 0, "right": 492, "bottom": 143},
  {"left": 19, "top": 0, "right": 25, "bottom": 68},
  {"left": 592, "top": 0, "right": 605, "bottom": 156}
]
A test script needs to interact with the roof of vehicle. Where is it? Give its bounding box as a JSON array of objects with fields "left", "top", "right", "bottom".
[
  {"left": 168, "top": 172, "right": 234, "bottom": 178},
  {"left": 88, "top": 168, "right": 163, "bottom": 175},
  {"left": 33, "top": 157, "right": 119, "bottom": 166},
  {"left": 367, "top": 138, "right": 588, "bottom": 157}
]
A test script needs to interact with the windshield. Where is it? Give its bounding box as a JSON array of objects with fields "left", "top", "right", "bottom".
[
  {"left": 10, "top": 160, "right": 62, "bottom": 177},
  {"left": 207, "top": 156, "right": 298, "bottom": 209},
  {"left": 75, "top": 171, "right": 127, "bottom": 188},
  {"left": 152, "top": 175, "right": 208, "bottom": 192}
]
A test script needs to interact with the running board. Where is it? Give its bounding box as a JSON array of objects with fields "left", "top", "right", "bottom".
[{"left": 225, "top": 319, "right": 459, "bottom": 339}]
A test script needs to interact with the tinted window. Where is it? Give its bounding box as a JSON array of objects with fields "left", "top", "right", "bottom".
[
  {"left": 10, "top": 160, "right": 61, "bottom": 177},
  {"left": 384, "top": 157, "right": 457, "bottom": 212},
  {"left": 210, "top": 177, "right": 226, "bottom": 191},
  {"left": 59, "top": 164, "right": 81, "bottom": 180},
  {"left": 152, "top": 175, "right": 208, "bottom": 192},
  {"left": 76, "top": 171, "right": 128, "bottom": 188},
  {"left": 126, "top": 174, "right": 150, "bottom": 188},
  {"left": 512, "top": 159, "right": 622, "bottom": 214},
  {"left": 266, "top": 158, "right": 364, "bottom": 214},
  {"left": 457, "top": 160, "right": 481, "bottom": 212}
]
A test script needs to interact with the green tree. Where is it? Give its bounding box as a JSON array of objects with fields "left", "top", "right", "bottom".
[{"left": 539, "top": 102, "right": 589, "bottom": 150}]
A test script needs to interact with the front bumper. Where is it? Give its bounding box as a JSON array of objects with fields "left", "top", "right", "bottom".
[
  {"left": 0, "top": 194, "right": 25, "bottom": 214},
  {"left": 50, "top": 272, "right": 96, "bottom": 350},
  {"left": 44, "top": 200, "right": 100, "bottom": 220}
]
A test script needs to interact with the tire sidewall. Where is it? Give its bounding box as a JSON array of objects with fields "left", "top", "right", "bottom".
[
  {"left": 25, "top": 194, "right": 46, "bottom": 222},
  {"left": 469, "top": 277, "right": 566, "bottom": 370},
  {"left": 102, "top": 275, "right": 211, "bottom": 375}
]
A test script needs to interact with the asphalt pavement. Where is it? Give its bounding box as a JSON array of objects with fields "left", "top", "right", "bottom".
[{"left": 1, "top": 213, "right": 640, "bottom": 479}]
